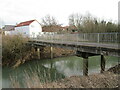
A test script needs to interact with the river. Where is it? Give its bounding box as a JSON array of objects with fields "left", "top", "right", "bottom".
[{"left": 2, "top": 55, "right": 119, "bottom": 88}]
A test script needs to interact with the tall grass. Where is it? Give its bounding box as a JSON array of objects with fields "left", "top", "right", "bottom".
[
  {"left": 9, "top": 63, "right": 65, "bottom": 88},
  {"left": 9, "top": 68, "right": 118, "bottom": 88}
]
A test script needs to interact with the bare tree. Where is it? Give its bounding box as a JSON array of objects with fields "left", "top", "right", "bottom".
[
  {"left": 68, "top": 13, "right": 83, "bottom": 32},
  {"left": 69, "top": 13, "right": 83, "bottom": 27},
  {"left": 68, "top": 14, "right": 75, "bottom": 26},
  {"left": 41, "top": 15, "right": 58, "bottom": 26},
  {"left": 41, "top": 15, "right": 63, "bottom": 33}
]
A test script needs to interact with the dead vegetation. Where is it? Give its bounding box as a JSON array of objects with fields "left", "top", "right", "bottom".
[
  {"left": 2, "top": 35, "right": 31, "bottom": 66},
  {"left": 10, "top": 65, "right": 119, "bottom": 88}
]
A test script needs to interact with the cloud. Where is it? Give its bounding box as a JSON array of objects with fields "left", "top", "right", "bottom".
[{"left": 0, "top": 0, "right": 119, "bottom": 26}]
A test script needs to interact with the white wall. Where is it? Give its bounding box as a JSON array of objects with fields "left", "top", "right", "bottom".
[
  {"left": 29, "top": 21, "right": 42, "bottom": 38},
  {"left": 15, "top": 26, "right": 30, "bottom": 37}
]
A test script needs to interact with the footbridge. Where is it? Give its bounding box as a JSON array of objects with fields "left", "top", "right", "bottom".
[{"left": 28, "top": 32, "right": 120, "bottom": 76}]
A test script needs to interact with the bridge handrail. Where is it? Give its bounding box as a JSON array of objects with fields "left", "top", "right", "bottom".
[{"left": 34, "top": 32, "right": 119, "bottom": 44}]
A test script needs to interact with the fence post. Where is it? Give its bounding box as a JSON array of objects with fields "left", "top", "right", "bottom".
[
  {"left": 115, "top": 33, "right": 117, "bottom": 43},
  {"left": 83, "top": 33, "right": 85, "bottom": 42},
  {"left": 97, "top": 33, "right": 100, "bottom": 43},
  {"left": 77, "top": 34, "right": 78, "bottom": 44}
]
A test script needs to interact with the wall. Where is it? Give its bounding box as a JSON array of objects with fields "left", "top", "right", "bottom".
[
  {"left": 29, "top": 21, "right": 42, "bottom": 38},
  {"left": 15, "top": 26, "right": 30, "bottom": 37}
]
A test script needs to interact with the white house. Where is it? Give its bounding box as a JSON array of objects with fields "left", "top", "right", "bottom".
[
  {"left": 15, "top": 20, "right": 42, "bottom": 37},
  {"left": 3, "top": 20, "right": 42, "bottom": 38}
]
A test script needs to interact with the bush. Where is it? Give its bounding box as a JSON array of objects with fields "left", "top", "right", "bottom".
[{"left": 2, "top": 35, "right": 31, "bottom": 66}]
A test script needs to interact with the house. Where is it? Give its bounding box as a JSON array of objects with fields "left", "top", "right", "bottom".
[
  {"left": 2, "top": 25, "right": 15, "bottom": 35},
  {"left": 42, "top": 25, "right": 63, "bottom": 34},
  {"left": 3, "top": 20, "right": 42, "bottom": 37},
  {"left": 15, "top": 20, "right": 42, "bottom": 37},
  {"left": 62, "top": 25, "right": 78, "bottom": 34}
]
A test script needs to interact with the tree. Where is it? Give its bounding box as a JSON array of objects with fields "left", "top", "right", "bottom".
[
  {"left": 68, "top": 13, "right": 118, "bottom": 33},
  {"left": 41, "top": 15, "right": 63, "bottom": 33},
  {"left": 68, "top": 14, "right": 75, "bottom": 26},
  {"left": 41, "top": 15, "right": 58, "bottom": 26},
  {"left": 68, "top": 13, "right": 83, "bottom": 32}
]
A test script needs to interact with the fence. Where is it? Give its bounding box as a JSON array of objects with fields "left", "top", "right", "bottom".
[{"left": 36, "top": 32, "right": 119, "bottom": 44}]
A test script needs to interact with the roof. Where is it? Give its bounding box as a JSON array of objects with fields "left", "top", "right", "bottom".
[
  {"left": 16, "top": 20, "right": 35, "bottom": 27},
  {"left": 42, "top": 25, "right": 63, "bottom": 32},
  {"left": 62, "top": 25, "right": 77, "bottom": 30},
  {"left": 2, "top": 25, "right": 15, "bottom": 31}
]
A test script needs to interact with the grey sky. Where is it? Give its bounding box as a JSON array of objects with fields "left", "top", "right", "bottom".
[{"left": 0, "top": 0, "right": 119, "bottom": 27}]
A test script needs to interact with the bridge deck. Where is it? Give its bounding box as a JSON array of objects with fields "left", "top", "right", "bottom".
[
  {"left": 29, "top": 39, "right": 119, "bottom": 57},
  {"left": 31, "top": 39, "right": 119, "bottom": 49}
]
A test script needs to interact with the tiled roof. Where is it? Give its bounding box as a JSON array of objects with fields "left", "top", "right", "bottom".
[
  {"left": 42, "top": 25, "right": 63, "bottom": 32},
  {"left": 16, "top": 20, "right": 35, "bottom": 27}
]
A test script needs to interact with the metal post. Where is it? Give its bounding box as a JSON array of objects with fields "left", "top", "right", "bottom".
[
  {"left": 83, "top": 57, "right": 88, "bottom": 76},
  {"left": 83, "top": 33, "right": 85, "bottom": 41},
  {"left": 97, "top": 33, "right": 100, "bottom": 43},
  {"left": 101, "top": 55, "right": 106, "bottom": 73},
  {"left": 115, "top": 33, "right": 117, "bottom": 43}
]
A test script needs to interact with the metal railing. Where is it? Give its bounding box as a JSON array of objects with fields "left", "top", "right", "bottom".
[{"left": 35, "top": 32, "right": 119, "bottom": 44}]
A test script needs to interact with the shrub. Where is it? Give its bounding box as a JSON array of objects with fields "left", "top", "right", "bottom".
[{"left": 2, "top": 35, "right": 31, "bottom": 66}]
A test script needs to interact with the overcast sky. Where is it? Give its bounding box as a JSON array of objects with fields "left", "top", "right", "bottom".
[{"left": 0, "top": 0, "right": 119, "bottom": 27}]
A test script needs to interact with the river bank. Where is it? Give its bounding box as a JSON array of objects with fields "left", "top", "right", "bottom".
[
  {"left": 41, "top": 64, "right": 119, "bottom": 88},
  {"left": 40, "top": 72, "right": 119, "bottom": 88},
  {"left": 2, "top": 35, "right": 75, "bottom": 67},
  {"left": 10, "top": 68, "right": 119, "bottom": 88}
]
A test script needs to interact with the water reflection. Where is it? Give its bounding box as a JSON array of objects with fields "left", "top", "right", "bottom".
[{"left": 2, "top": 56, "right": 119, "bottom": 88}]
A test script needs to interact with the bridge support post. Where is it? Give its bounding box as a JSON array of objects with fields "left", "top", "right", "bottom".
[
  {"left": 100, "top": 55, "right": 106, "bottom": 73},
  {"left": 37, "top": 48, "right": 40, "bottom": 59},
  {"left": 50, "top": 47, "right": 53, "bottom": 59},
  {"left": 31, "top": 47, "right": 36, "bottom": 53},
  {"left": 83, "top": 57, "right": 88, "bottom": 76}
]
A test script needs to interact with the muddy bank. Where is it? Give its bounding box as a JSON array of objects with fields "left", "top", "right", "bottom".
[
  {"left": 28, "top": 64, "right": 120, "bottom": 88},
  {"left": 107, "top": 64, "right": 120, "bottom": 74},
  {"left": 12, "top": 46, "right": 75, "bottom": 68},
  {"left": 41, "top": 72, "right": 119, "bottom": 88},
  {"left": 41, "top": 64, "right": 120, "bottom": 88},
  {"left": 2, "top": 35, "right": 75, "bottom": 67}
]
